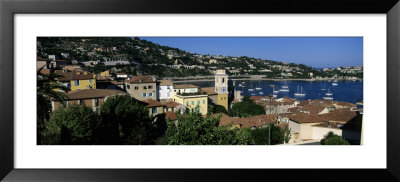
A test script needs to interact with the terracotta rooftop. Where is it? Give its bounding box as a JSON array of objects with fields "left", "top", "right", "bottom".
[
  {"left": 317, "top": 110, "right": 357, "bottom": 122},
  {"left": 57, "top": 70, "right": 95, "bottom": 81},
  {"left": 250, "top": 96, "right": 262, "bottom": 101},
  {"left": 165, "top": 111, "right": 178, "bottom": 121},
  {"left": 126, "top": 76, "right": 155, "bottom": 84},
  {"left": 301, "top": 104, "right": 327, "bottom": 115},
  {"left": 163, "top": 101, "right": 180, "bottom": 108},
  {"left": 64, "top": 89, "right": 125, "bottom": 100},
  {"left": 288, "top": 113, "right": 328, "bottom": 124},
  {"left": 200, "top": 87, "right": 217, "bottom": 95},
  {"left": 142, "top": 99, "right": 163, "bottom": 108},
  {"left": 159, "top": 80, "right": 173, "bottom": 86},
  {"left": 174, "top": 84, "right": 199, "bottom": 89},
  {"left": 218, "top": 113, "right": 278, "bottom": 128}
]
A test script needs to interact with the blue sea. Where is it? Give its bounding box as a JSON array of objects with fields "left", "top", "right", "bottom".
[{"left": 180, "top": 80, "right": 363, "bottom": 104}]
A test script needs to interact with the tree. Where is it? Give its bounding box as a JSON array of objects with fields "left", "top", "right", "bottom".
[
  {"left": 99, "top": 95, "right": 154, "bottom": 145},
  {"left": 228, "top": 97, "right": 265, "bottom": 117},
  {"left": 166, "top": 112, "right": 241, "bottom": 145},
  {"left": 41, "top": 105, "right": 99, "bottom": 145},
  {"left": 320, "top": 132, "right": 350, "bottom": 145},
  {"left": 252, "top": 124, "right": 289, "bottom": 145},
  {"left": 37, "top": 66, "right": 70, "bottom": 144},
  {"left": 214, "top": 105, "right": 227, "bottom": 114}
]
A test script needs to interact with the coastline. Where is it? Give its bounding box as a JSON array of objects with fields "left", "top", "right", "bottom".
[{"left": 170, "top": 77, "right": 363, "bottom": 83}]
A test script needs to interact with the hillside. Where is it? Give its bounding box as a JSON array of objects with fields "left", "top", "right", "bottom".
[{"left": 37, "top": 37, "right": 362, "bottom": 79}]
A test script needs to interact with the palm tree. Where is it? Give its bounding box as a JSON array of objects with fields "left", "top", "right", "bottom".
[{"left": 37, "top": 66, "right": 70, "bottom": 144}]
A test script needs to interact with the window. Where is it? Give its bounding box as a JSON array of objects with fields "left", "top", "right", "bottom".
[
  {"left": 186, "top": 101, "right": 188, "bottom": 106},
  {"left": 149, "top": 93, "right": 153, "bottom": 97},
  {"left": 134, "top": 86, "right": 138, "bottom": 90},
  {"left": 94, "top": 98, "right": 99, "bottom": 107},
  {"left": 197, "top": 101, "right": 200, "bottom": 105},
  {"left": 79, "top": 99, "right": 84, "bottom": 105},
  {"left": 62, "top": 101, "right": 68, "bottom": 107},
  {"left": 89, "top": 79, "right": 92, "bottom": 84},
  {"left": 167, "top": 86, "right": 170, "bottom": 89},
  {"left": 152, "top": 107, "right": 158, "bottom": 114},
  {"left": 143, "top": 86, "right": 147, "bottom": 89},
  {"left": 127, "top": 85, "right": 130, "bottom": 89},
  {"left": 191, "top": 101, "right": 194, "bottom": 105},
  {"left": 222, "top": 78, "right": 225, "bottom": 83},
  {"left": 148, "top": 85, "right": 152, "bottom": 89},
  {"left": 203, "top": 100, "right": 205, "bottom": 104},
  {"left": 142, "top": 93, "right": 146, "bottom": 97},
  {"left": 74, "top": 80, "right": 80, "bottom": 86}
]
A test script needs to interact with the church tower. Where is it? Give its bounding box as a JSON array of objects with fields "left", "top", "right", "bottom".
[{"left": 215, "top": 67, "right": 229, "bottom": 111}]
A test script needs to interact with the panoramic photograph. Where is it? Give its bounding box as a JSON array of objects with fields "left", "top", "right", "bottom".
[{"left": 36, "top": 37, "right": 363, "bottom": 145}]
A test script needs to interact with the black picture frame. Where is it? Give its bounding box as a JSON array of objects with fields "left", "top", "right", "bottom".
[{"left": 1, "top": 0, "right": 399, "bottom": 181}]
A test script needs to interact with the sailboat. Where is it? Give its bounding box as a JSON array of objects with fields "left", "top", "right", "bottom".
[
  {"left": 323, "top": 96, "right": 333, "bottom": 100},
  {"left": 332, "top": 82, "right": 338, "bottom": 86},
  {"left": 279, "top": 82, "right": 289, "bottom": 92},
  {"left": 273, "top": 86, "right": 279, "bottom": 94},
  {"left": 248, "top": 83, "right": 254, "bottom": 92},
  {"left": 255, "top": 80, "right": 262, "bottom": 90},
  {"left": 259, "top": 91, "right": 264, "bottom": 95},
  {"left": 321, "top": 82, "right": 326, "bottom": 91},
  {"left": 325, "top": 88, "right": 333, "bottom": 96},
  {"left": 294, "top": 86, "right": 306, "bottom": 97}
]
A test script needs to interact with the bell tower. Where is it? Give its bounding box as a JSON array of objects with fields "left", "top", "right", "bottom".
[{"left": 215, "top": 67, "right": 229, "bottom": 110}]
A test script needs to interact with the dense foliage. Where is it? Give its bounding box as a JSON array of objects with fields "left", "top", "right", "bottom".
[
  {"left": 228, "top": 97, "right": 265, "bottom": 117},
  {"left": 41, "top": 105, "right": 99, "bottom": 145},
  {"left": 99, "top": 95, "right": 154, "bottom": 144},
  {"left": 320, "top": 132, "right": 350, "bottom": 145},
  {"left": 37, "top": 67, "right": 70, "bottom": 144},
  {"left": 252, "top": 124, "right": 291, "bottom": 145},
  {"left": 166, "top": 112, "right": 242, "bottom": 145}
]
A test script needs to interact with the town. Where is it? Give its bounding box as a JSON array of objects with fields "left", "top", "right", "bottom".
[{"left": 37, "top": 37, "right": 363, "bottom": 145}]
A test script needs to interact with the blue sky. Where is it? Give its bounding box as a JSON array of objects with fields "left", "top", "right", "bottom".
[{"left": 140, "top": 37, "right": 363, "bottom": 68}]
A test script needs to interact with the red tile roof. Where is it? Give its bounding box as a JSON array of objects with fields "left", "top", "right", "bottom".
[
  {"left": 57, "top": 70, "right": 95, "bottom": 81},
  {"left": 288, "top": 113, "right": 328, "bottom": 124},
  {"left": 64, "top": 89, "right": 125, "bottom": 100},
  {"left": 163, "top": 101, "right": 180, "bottom": 108},
  {"left": 317, "top": 110, "right": 357, "bottom": 122},
  {"left": 142, "top": 99, "right": 163, "bottom": 108},
  {"left": 218, "top": 113, "right": 278, "bottom": 128},
  {"left": 200, "top": 87, "right": 217, "bottom": 95},
  {"left": 165, "top": 111, "right": 178, "bottom": 121},
  {"left": 126, "top": 76, "right": 155, "bottom": 84}
]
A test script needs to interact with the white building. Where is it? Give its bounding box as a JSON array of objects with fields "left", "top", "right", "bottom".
[{"left": 158, "top": 80, "right": 174, "bottom": 100}]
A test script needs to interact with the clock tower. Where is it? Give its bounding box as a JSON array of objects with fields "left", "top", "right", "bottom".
[{"left": 215, "top": 67, "right": 229, "bottom": 110}]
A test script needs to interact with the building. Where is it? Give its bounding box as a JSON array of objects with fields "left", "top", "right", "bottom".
[
  {"left": 51, "top": 89, "right": 125, "bottom": 111},
  {"left": 56, "top": 70, "right": 96, "bottom": 91},
  {"left": 173, "top": 84, "right": 199, "bottom": 95},
  {"left": 158, "top": 80, "right": 174, "bottom": 100},
  {"left": 214, "top": 68, "right": 229, "bottom": 110},
  {"left": 142, "top": 99, "right": 164, "bottom": 117},
  {"left": 172, "top": 84, "right": 208, "bottom": 115},
  {"left": 200, "top": 87, "right": 218, "bottom": 105},
  {"left": 125, "top": 76, "right": 157, "bottom": 101}
]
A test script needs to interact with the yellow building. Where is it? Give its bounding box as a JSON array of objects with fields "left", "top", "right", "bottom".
[
  {"left": 56, "top": 70, "right": 96, "bottom": 91},
  {"left": 173, "top": 90, "right": 208, "bottom": 115},
  {"left": 142, "top": 99, "right": 165, "bottom": 117},
  {"left": 99, "top": 70, "right": 110, "bottom": 77},
  {"left": 214, "top": 68, "right": 229, "bottom": 110}
]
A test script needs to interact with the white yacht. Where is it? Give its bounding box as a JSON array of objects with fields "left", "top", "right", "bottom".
[
  {"left": 294, "top": 86, "right": 306, "bottom": 97},
  {"left": 325, "top": 89, "right": 333, "bottom": 96}
]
